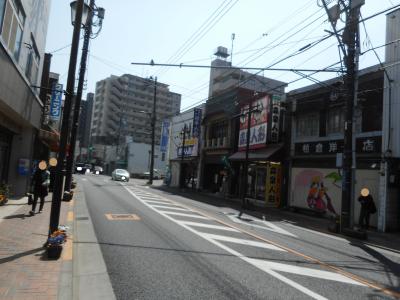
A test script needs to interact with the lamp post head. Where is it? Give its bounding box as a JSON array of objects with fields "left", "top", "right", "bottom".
[{"left": 70, "top": 0, "right": 91, "bottom": 27}]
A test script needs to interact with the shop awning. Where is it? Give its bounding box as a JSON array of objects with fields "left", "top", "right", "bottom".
[{"left": 229, "top": 143, "right": 283, "bottom": 161}]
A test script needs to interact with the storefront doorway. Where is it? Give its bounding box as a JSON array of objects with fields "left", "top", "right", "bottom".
[{"left": 0, "top": 127, "right": 12, "bottom": 183}]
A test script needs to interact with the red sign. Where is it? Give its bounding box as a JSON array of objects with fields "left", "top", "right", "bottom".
[{"left": 238, "top": 96, "right": 270, "bottom": 150}]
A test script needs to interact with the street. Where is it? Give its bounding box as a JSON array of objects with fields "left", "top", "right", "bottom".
[{"left": 78, "top": 174, "right": 400, "bottom": 300}]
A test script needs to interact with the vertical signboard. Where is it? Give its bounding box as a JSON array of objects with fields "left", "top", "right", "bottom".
[
  {"left": 160, "top": 120, "right": 170, "bottom": 153},
  {"left": 238, "top": 96, "right": 270, "bottom": 151},
  {"left": 192, "top": 108, "right": 202, "bottom": 138},
  {"left": 270, "top": 95, "right": 281, "bottom": 143},
  {"left": 266, "top": 163, "right": 281, "bottom": 207},
  {"left": 49, "top": 83, "right": 63, "bottom": 121}
]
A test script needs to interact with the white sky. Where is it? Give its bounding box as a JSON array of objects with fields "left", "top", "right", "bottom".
[{"left": 45, "top": 0, "right": 399, "bottom": 111}]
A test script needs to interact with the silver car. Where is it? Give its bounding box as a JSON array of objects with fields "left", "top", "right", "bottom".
[{"left": 111, "top": 169, "right": 130, "bottom": 182}]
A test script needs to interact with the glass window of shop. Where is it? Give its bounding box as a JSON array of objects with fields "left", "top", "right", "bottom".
[
  {"left": 246, "top": 164, "right": 267, "bottom": 200},
  {"left": 0, "top": 128, "right": 12, "bottom": 183}
]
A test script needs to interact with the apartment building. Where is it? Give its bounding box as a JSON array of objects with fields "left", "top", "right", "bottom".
[{"left": 90, "top": 74, "right": 181, "bottom": 168}]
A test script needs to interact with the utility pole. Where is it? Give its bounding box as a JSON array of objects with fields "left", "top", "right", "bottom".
[
  {"left": 242, "top": 101, "right": 252, "bottom": 208},
  {"left": 48, "top": 0, "right": 84, "bottom": 235},
  {"left": 64, "top": 0, "right": 95, "bottom": 198},
  {"left": 322, "top": 0, "right": 363, "bottom": 231},
  {"left": 180, "top": 124, "right": 187, "bottom": 188},
  {"left": 148, "top": 76, "right": 157, "bottom": 185}
]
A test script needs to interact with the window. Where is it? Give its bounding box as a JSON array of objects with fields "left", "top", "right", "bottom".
[
  {"left": 161, "top": 152, "right": 165, "bottom": 161},
  {"left": 0, "top": 0, "right": 25, "bottom": 61},
  {"left": 296, "top": 113, "right": 319, "bottom": 138},
  {"left": 25, "top": 34, "right": 40, "bottom": 85},
  {"left": 327, "top": 108, "right": 344, "bottom": 135}
]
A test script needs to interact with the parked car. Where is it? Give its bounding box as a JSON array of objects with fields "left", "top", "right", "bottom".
[
  {"left": 75, "top": 163, "right": 91, "bottom": 174},
  {"left": 111, "top": 169, "right": 130, "bottom": 182},
  {"left": 92, "top": 166, "right": 103, "bottom": 175},
  {"left": 141, "top": 169, "right": 163, "bottom": 180}
]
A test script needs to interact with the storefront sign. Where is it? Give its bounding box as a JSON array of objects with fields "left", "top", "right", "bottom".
[
  {"left": 266, "top": 163, "right": 281, "bottom": 207},
  {"left": 270, "top": 95, "right": 281, "bottom": 143},
  {"left": 192, "top": 108, "right": 202, "bottom": 138},
  {"left": 295, "top": 136, "right": 381, "bottom": 156},
  {"left": 50, "top": 83, "right": 63, "bottom": 121},
  {"left": 355, "top": 136, "right": 381, "bottom": 153},
  {"left": 295, "top": 140, "right": 344, "bottom": 155},
  {"left": 177, "top": 138, "right": 198, "bottom": 157},
  {"left": 160, "top": 120, "right": 170, "bottom": 153},
  {"left": 238, "top": 96, "right": 270, "bottom": 151}
]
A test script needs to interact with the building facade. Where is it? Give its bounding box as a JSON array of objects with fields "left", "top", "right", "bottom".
[
  {"left": 0, "top": 0, "right": 51, "bottom": 195},
  {"left": 167, "top": 105, "right": 203, "bottom": 188},
  {"left": 286, "top": 65, "right": 400, "bottom": 231}
]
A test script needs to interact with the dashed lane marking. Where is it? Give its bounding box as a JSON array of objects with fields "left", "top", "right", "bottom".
[
  {"left": 150, "top": 205, "right": 190, "bottom": 212},
  {"left": 199, "top": 233, "right": 286, "bottom": 251},
  {"left": 177, "top": 221, "right": 240, "bottom": 232},
  {"left": 161, "top": 211, "right": 209, "bottom": 219}
]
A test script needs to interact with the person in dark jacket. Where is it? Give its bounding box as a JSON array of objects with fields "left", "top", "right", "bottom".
[
  {"left": 358, "top": 188, "right": 376, "bottom": 230},
  {"left": 29, "top": 160, "right": 50, "bottom": 216}
]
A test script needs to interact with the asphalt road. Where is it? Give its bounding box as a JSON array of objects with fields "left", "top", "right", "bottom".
[{"left": 78, "top": 174, "right": 400, "bottom": 300}]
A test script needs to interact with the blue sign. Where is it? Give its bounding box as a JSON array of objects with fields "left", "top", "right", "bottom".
[
  {"left": 192, "top": 108, "right": 202, "bottom": 138},
  {"left": 160, "top": 120, "right": 170, "bottom": 153},
  {"left": 50, "top": 83, "right": 63, "bottom": 121}
]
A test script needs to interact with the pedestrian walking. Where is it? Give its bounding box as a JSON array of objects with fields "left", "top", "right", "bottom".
[
  {"left": 29, "top": 160, "right": 50, "bottom": 216},
  {"left": 358, "top": 188, "right": 376, "bottom": 230}
]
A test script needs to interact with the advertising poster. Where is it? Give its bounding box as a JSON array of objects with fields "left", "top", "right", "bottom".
[
  {"left": 265, "top": 163, "right": 281, "bottom": 207},
  {"left": 238, "top": 96, "right": 270, "bottom": 151}
]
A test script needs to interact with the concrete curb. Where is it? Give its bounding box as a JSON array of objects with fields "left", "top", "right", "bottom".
[{"left": 72, "top": 187, "right": 116, "bottom": 300}]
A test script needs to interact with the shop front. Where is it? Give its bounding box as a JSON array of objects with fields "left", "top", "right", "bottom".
[
  {"left": 0, "top": 125, "right": 13, "bottom": 183},
  {"left": 229, "top": 144, "right": 283, "bottom": 206}
]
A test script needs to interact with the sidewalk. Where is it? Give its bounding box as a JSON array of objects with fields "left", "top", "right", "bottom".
[
  {"left": 154, "top": 185, "right": 400, "bottom": 253},
  {"left": 0, "top": 195, "right": 72, "bottom": 300},
  {"left": 0, "top": 187, "right": 115, "bottom": 300}
]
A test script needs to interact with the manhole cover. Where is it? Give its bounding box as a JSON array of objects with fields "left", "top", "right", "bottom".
[{"left": 105, "top": 214, "right": 140, "bottom": 221}]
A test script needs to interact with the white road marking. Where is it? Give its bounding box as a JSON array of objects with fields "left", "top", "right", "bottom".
[
  {"left": 143, "top": 200, "right": 173, "bottom": 205},
  {"left": 82, "top": 178, "right": 87, "bottom": 181},
  {"left": 177, "top": 221, "right": 240, "bottom": 232},
  {"left": 227, "top": 213, "right": 297, "bottom": 237},
  {"left": 124, "top": 186, "right": 367, "bottom": 299},
  {"left": 150, "top": 205, "right": 190, "bottom": 212},
  {"left": 124, "top": 187, "right": 329, "bottom": 299},
  {"left": 246, "top": 259, "right": 364, "bottom": 286},
  {"left": 199, "top": 233, "right": 286, "bottom": 251},
  {"left": 162, "top": 211, "right": 209, "bottom": 219}
]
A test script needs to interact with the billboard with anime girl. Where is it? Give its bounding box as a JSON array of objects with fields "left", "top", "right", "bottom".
[{"left": 290, "top": 168, "right": 342, "bottom": 216}]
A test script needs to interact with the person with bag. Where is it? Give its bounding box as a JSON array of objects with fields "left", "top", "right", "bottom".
[
  {"left": 358, "top": 188, "right": 376, "bottom": 230},
  {"left": 29, "top": 160, "right": 50, "bottom": 216}
]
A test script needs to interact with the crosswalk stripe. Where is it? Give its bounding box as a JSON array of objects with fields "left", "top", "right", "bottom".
[
  {"left": 199, "top": 233, "right": 286, "bottom": 251},
  {"left": 246, "top": 258, "right": 365, "bottom": 286},
  {"left": 177, "top": 221, "right": 240, "bottom": 232},
  {"left": 161, "top": 211, "right": 209, "bottom": 219},
  {"left": 150, "top": 205, "right": 189, "bottom": 212}
]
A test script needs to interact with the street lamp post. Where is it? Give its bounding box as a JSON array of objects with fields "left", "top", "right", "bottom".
[
  {"left": 64, "top": 0, "right": 104, "bottom": 199},
  {"left": 48, "top": 0, "right": 88, "bottom": 235}
]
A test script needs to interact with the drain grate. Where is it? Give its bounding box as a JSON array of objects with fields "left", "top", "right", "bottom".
[
  {"left": 76, "top": 216, "right": 89, "bottom": 221},
  {"left": 105, "top": 214, "right": 140, "bottom": 221}
]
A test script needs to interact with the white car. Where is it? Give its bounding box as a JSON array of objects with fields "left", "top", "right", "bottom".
[{"left": 111, "top": 169, "right": 130, "bottom": 182}]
